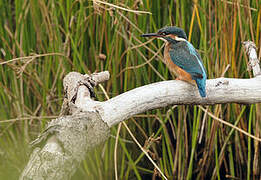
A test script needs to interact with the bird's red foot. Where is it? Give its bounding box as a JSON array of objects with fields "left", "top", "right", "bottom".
[{"left": 175, "top": 77, "right": 181, "bottom": 80}]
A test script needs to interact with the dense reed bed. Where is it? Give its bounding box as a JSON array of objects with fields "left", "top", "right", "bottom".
[{"left": 0, "top": 0, "right": 260, "bottom": 179}]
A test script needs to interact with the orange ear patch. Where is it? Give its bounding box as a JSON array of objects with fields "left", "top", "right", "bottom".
[{"left": 166, "top": 34, "right": 176, "bottom": 40}]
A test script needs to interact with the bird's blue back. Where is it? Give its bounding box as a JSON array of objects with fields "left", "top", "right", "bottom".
[{"left": 168, "top": 41, "right": 207, "bottom": 97}]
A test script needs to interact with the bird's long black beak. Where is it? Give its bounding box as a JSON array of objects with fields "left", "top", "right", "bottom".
[{"left": 141, "top": 33, "right": 161, "bottom": 37}]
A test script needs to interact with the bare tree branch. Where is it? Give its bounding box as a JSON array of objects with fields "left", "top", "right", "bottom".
[
  {"left": 20, "top": 41, "right": 261, "bottom": 180},
  {"left": 92, "top": 76, "right": 261, "bottom": 127}
]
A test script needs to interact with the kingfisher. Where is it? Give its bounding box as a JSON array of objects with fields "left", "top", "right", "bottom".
[{"left": 141, "top": 26, "right": 207, "bottom": 97}]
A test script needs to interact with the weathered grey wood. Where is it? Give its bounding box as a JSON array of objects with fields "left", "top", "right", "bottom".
[
  {"left": 20, "top": 72, "right": 110, "bottom": 180},
  {"left": 243, "top": 40, "right": 261, "bottom": 76},
  {"left": 20, "top": 113, "right": 110, "bottom": 180},
  {"left": 78, "top": 76, "right": 261, "bottom": 127},
  {"left": 20, "top": 41, "right": 261, "bottom": 179}
]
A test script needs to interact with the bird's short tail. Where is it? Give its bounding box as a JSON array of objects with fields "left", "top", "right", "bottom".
[{"left": 195, "top": 79, "right": 206, "bottom": 97}]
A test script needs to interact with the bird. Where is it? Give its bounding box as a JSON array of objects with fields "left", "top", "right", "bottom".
[{"left": 141, "top": 26, "right": 207, "bottom": 97}]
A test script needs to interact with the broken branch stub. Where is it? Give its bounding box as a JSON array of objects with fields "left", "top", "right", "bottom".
[
  {"left": 60, "top": 71, "right": 110, "bottom": 115},
  {"left": 243, "top": 41, "right": 261, "bottom": 77}
]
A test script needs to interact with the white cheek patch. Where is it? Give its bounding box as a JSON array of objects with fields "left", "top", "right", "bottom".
[{"left": 174, "top": 36, "right": 186, "bottom": 41}]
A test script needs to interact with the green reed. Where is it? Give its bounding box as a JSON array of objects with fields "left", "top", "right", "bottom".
[{"left": 0, "top": 0, "right": 260, "bottom": 179}]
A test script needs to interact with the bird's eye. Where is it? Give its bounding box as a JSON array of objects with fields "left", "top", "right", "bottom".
[{"left": 162, "top": 32, "right": 166, "bottom": 36}]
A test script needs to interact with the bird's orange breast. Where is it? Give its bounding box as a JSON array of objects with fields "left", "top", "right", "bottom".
[{"left": 163, "top": 43, "right": 195, "bottom": 84}]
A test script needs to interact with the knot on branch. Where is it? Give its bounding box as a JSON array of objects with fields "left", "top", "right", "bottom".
[
  {"left": 60, "top": 71, "right": 110, "bottom": 116},
  {"left": 215, "top": 79, "right": 229, "bottom": 87}
]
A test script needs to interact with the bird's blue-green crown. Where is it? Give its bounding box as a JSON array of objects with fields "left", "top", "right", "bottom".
[{"left": 158, "top": 26, "right": 187, "bottom": 40}]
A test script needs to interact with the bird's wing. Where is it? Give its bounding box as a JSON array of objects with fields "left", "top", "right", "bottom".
[{"left": 169, "top": 41, "right": 206, "bottom": 79}]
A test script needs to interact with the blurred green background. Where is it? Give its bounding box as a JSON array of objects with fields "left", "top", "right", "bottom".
[{"left": 0, "top": 0, "right": 260, "bottom": 179}]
